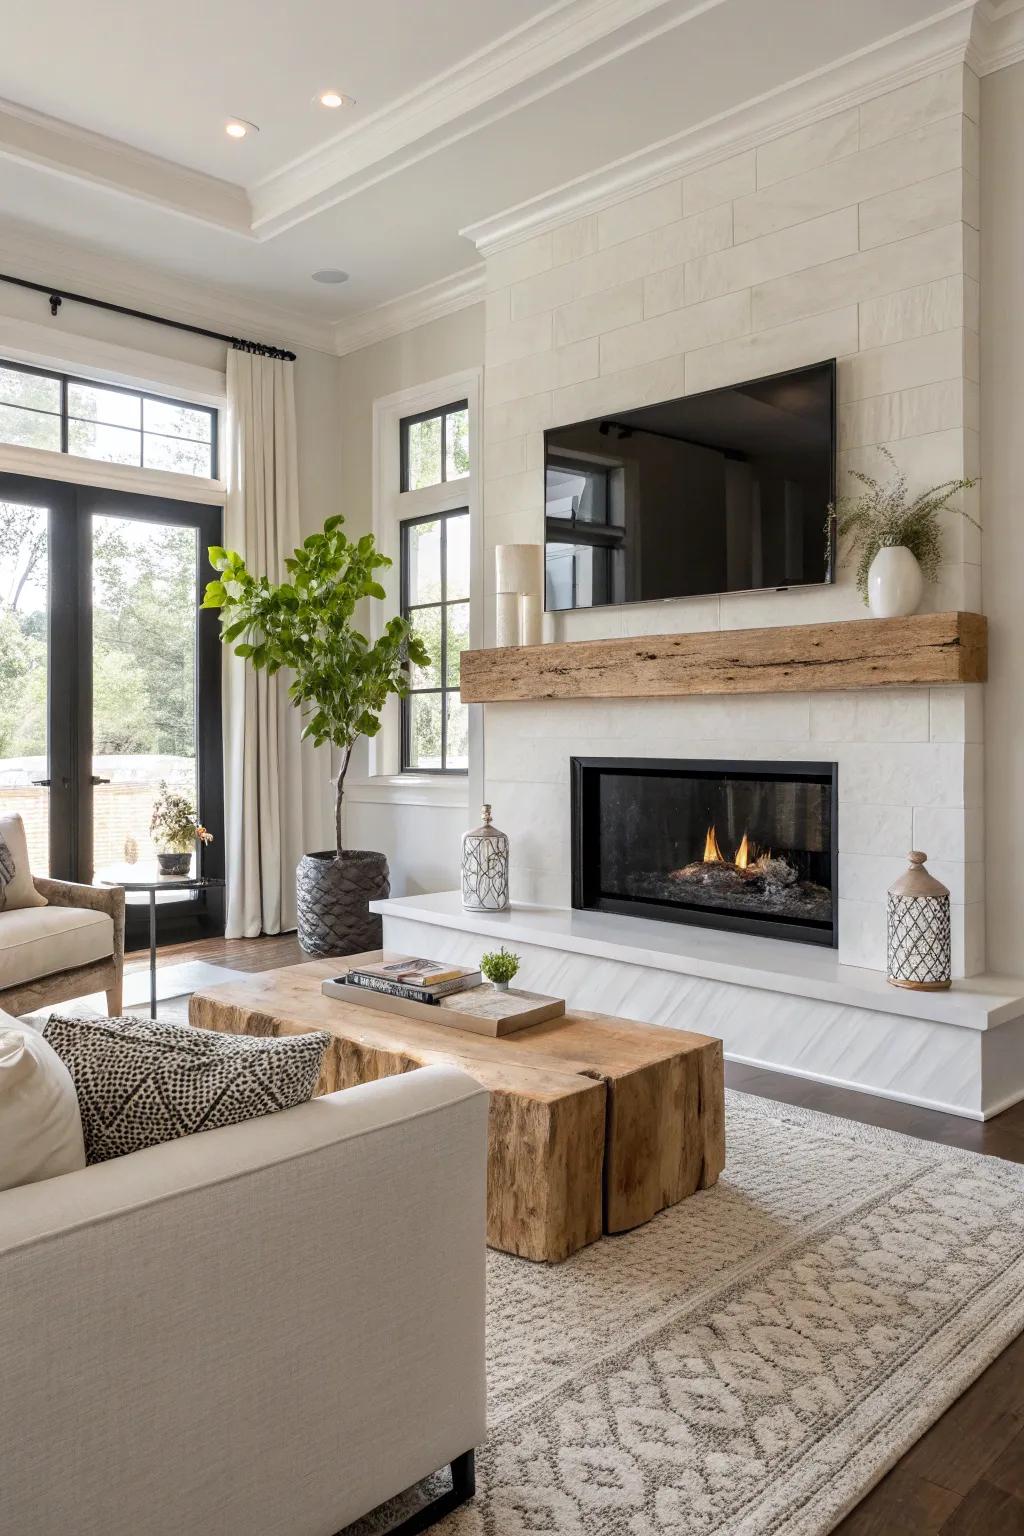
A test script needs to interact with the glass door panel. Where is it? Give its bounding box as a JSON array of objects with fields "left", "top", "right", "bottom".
[
  {"left": 0, "top": 470, "right": 223, "bottom": 946},
  {"left": 91, "top": 515, "right": 199, "bottom": 902},
  {"left": 0, "top": 499, "right": 50, "bottom": 873}
]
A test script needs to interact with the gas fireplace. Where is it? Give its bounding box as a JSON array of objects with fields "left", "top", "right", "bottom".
[{"left": 571, "top": 757, "right": 838, "bottom": 947}]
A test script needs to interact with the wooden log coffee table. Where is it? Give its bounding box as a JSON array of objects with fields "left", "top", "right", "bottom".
[{"left": 189, "top": 956, "right": 725, "bottom": 1264}]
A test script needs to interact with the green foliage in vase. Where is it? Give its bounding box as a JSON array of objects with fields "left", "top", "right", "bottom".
[
  {"left": 826, "top": 447, "right": 978, "bottom": 605},
  {"left": 479, "top": 947, "right": 520, "bottom": 984},
  {"left": 202, "top": 515, "right": 430, "bottom": 856}
]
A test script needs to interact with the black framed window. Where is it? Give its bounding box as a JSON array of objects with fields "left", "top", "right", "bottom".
[
  {"left": 0, "top": 359, "right": 217, "bottom": 479},
  {"left": 400, "top": 399, "right": 469, "bottom": 492},
  {"left": 400, "top": 509, "right": 469, "bottom": 772}
]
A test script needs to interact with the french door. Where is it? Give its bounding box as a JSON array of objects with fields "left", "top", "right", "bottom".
[{"left": 0, "top": 472, "right": 224, "bottom": 946}]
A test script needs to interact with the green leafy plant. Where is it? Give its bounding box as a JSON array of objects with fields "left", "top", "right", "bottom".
[
  {"left": 202, "top": 515, "right": 429, "bottom": 855},
  {"left": 827, "top": 447, "right": 978, "bottom": 605},
  {"left": 150, "top": 781, "right": 212, "bottom": 853},
  {"left": 479, "top": 947, "right": 520, "bottom": 985}
]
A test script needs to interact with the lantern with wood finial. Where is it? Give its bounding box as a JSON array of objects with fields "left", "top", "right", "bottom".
[
  {"left": 461, "top": 804, "right": 510, "bottom": 912},
  {"left": 887, "top": 850, "right": 951, "bottom": 990}
]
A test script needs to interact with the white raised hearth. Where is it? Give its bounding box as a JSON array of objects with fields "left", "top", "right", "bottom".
[{"left": 371, "top": 892, "right": 1024, "bottom": 1122}]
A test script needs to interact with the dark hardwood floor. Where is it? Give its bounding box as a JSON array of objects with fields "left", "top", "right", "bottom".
[{"left": 132, "top": 931, "right": 1024, "bottom": 1535}]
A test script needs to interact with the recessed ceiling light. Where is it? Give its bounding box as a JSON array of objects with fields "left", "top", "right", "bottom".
[
  {"left": 312, "top": 269, "right": 349, "bottom": 284},
  {"left": 225, "top": 118, "right": 258, "bottom": 139},
  {"left": 319, "top": 90, "right": 344, "bottom": 108}
]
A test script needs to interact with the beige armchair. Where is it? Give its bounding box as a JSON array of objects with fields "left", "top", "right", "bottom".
[{"left": 0, "top": 877, "right": 125, "bottom": 1019}]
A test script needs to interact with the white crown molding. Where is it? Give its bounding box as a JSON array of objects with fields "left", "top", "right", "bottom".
[
  {"left": 248, "top": 0, "right": 730, "bottom": 238},
  {"left": 968, "top": 0, "right": 1024, "bottom": 72},
  {"left": 0, "top": 0, "right": 1009, "bottom": 275},
  {"left": 0, "top": 97, "right": 252, "bottom": 236},
  {"left": 461, "top": 1, "right": 980, "bottom": 254},
  {"left": 0, "top": 219, "right": 335, "bottom": 355},
  {"left": 331, "top": 267, "right": 485, "bottom": 357},
  {"left": 0, "top": 0, "right": 726, "bottom": 244}
]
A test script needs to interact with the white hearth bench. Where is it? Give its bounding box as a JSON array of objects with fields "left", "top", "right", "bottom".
[{"left": 372, "top": 893, "right": 1024, "bottom": 1122}]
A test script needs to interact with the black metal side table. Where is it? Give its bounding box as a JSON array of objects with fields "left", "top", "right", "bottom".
[{"left": 98, "top": 865, "right": 226, "bottom": 1019}]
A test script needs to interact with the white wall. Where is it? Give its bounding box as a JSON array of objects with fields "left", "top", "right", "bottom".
[
  {"left": 478, "top": 63, "right": 984, "bottom": 974},
  {"left": 980, "top": 60, "right": 1024, "bottom": 976},
  {"left": 335, "top": 304, "right": 486, "bottom": 890}
]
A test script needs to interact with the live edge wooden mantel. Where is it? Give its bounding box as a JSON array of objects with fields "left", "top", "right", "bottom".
[{"left": 459, "top": 611, "right": 987, "bottom": 704}]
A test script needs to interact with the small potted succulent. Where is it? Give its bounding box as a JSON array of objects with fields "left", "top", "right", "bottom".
[
  {"left": 150, "top": 781, "right": 213, "bottom": 876},
  {"left": 479, "top": 947, "right": 520, "bottom": 992},
  {"left": 827, "top": 446, "right": 977, "bottom": 618}
]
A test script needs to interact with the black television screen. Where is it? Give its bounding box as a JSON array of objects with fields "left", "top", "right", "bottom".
[{"left": 544, "top": 359, "right": 836, "bottom": 612}]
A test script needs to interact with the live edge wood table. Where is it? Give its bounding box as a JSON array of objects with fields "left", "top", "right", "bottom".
[{"left": 189, "top": 956, "right": 725, "bottom": 1264}]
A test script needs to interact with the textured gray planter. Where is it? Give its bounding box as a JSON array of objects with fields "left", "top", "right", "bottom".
[{"left": 296, "top": 850, "right": 390, "bottom": 957}]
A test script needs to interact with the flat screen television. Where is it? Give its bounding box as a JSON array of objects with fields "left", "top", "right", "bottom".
[{"left": 544, "top": 359, "right": 836, "bottom": 612}]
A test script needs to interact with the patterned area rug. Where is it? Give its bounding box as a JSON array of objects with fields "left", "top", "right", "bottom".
[{"left": 349, "top": 1089, "right": 1024, "bottom": 1536}]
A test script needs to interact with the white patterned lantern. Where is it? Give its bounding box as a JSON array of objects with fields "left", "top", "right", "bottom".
[
  {"left": 887, "top": 851, "right": 951, "bottom": 991},
  {"left": 462, "top": 805, "right": 510, "bottom": 912}
]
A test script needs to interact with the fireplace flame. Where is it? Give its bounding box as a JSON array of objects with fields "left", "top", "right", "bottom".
[
  {"left": 702, "top": 825, "right": 724, "bottom": 862},
  {"left": 700, "top": 825, "right": 758, "bottom": 868}
]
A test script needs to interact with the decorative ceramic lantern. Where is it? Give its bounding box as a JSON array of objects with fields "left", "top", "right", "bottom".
[
  {"left": 887, "top": 851, "right": 951, "bottom": 990},
  {"left": 461, "top": 804, "right": 510, "bottom": 912}
]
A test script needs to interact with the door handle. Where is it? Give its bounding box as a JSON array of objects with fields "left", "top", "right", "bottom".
[{"left": 91, "top": 776, "right": 111, "bottom": 786}]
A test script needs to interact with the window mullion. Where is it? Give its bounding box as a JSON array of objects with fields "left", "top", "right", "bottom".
[
  {"left": 60, "top": 375, "right": 69, "bottom": 454},
  {"left": 440, "top": 513, "right": 448, "bottom": 771}
]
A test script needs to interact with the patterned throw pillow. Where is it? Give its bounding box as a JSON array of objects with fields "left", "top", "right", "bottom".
[
  {"left": 42, "top": 1014, "right": 330, "bottom": 1164},
  {"left": 0, "top": 814, "right": 47, "bottom": 911}
]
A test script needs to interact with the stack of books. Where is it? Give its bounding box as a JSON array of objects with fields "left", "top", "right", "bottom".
[{"left": 344, "top": 955, "right": 481, "bottom": 1006}]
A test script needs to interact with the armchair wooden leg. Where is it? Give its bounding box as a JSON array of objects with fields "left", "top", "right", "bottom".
[{"left": 105, "top": 982, "right": 123, "bottom": 1016}]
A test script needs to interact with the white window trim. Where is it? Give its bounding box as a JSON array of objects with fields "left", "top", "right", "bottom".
[
  {"left": 0, "top": 317, "right": 226, "bottom": 504},
  {"left": 350, "top": 367, "right": 482, "bottom": 805}
]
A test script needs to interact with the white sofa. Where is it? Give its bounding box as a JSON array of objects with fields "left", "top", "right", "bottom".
[{"left": 0, "top": 1063, "right": 489, "bottom": 1536}]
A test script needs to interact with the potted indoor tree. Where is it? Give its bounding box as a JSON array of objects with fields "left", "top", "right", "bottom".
[
  {"left": 202, "top": 516, "right": 429, "bottom": 955},
  {"left": 828, "top": 447, "right": 977, "bottom": 618}
]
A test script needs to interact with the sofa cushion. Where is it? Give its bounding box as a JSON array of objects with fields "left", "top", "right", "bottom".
[
  {"left": 0, "top": 906, "right": 114, "bottom": 991},
  {"left": 0, "top": 814, "right": 46, "bottom": 912},
  {"left": 0, "top": 1023, "right": 86, "bottom": 1190},
  {"left": 42, "top": 1014, "right": 330, "bottom": 1164}
]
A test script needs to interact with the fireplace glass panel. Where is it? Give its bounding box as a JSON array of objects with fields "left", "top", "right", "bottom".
[{"left": 573, "top": 758, "right": 837, "bottom": 946}]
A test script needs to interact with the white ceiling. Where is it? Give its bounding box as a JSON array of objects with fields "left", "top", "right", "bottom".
[{"left": 0, "top": 0, "right": 1017, "bottom": 351}]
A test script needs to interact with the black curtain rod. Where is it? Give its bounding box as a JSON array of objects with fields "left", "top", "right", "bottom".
[{"left": 0, "top": 271, "right": 297, "bottom": 361}]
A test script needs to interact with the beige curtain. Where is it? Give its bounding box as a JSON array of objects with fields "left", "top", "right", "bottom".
[{"left": 222, "top": 348, "right": 304, "bottom": 938}]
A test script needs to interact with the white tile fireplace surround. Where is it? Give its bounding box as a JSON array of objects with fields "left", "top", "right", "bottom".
[
  {"left": 372, "top": 891, "right": 1024, "bottom": 1122},
  {"left": 473, "top": 61, "right": 986, "bottom": 972},
  {"left": 414, "top": 60, "right": 1015, "bottom": 1120},
  {"left": 483, "top": 687, "right": 984, "bottom": 976}
]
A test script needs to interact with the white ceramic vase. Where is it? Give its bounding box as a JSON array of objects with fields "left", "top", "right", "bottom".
[{"left": 867, "top": 545, "right": 924, "bottom": 618}]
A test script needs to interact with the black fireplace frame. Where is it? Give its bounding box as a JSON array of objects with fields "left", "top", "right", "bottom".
[{"left": 570, "top": 756, "right": 839, "bottom": 948}]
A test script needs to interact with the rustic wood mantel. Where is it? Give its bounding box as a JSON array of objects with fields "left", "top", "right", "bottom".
[{"left": 459, "top": 611, "right": 987, "bottom": 704}]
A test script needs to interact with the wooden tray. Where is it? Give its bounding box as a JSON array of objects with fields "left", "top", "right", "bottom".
[{"left": 320, "top": 977, "right": 565, "bottom": 1037}]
